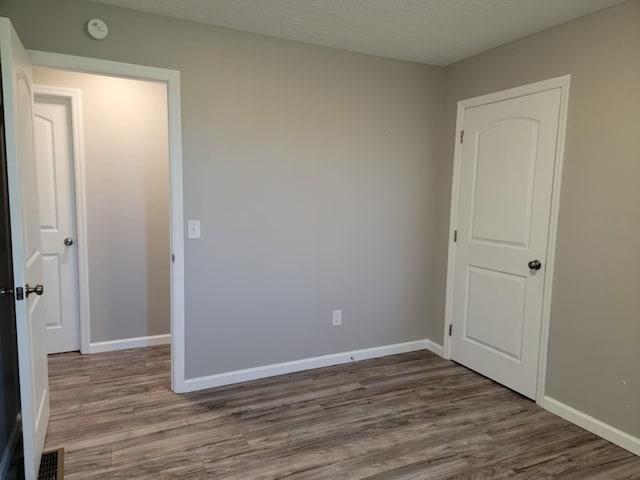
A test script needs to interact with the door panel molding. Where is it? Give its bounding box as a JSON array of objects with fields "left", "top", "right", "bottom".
[
  {"left": 34, "top": 85, "right": 87, "bottom": 354},
  {"left": 443, "top": 75, "right": 571, "bottom": 405},
  {"left": 28, "top": 50, "right": 186, "bottom": 393}
]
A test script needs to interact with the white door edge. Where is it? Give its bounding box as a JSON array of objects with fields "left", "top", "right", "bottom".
[
  {"left": 443, "top": 75, "right": 571, "bottom": 405},
  {"left": 28, "top": 50, "right": 187, "bottom": 393},
  {"left": 34, "top": 85, "right": 89, "bottom": 354}
]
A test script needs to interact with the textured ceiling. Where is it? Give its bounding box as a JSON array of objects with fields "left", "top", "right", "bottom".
[{"left": 90, "top": 0, "right": 627, "bottom": 65}]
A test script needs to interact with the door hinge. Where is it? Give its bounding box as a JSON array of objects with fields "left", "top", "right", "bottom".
[
  {"left": 449, "top": 324, "right": 453, "bottom": 336},
  {"left": 460, "top": 130, "right": 464, "bottom": 143},
  {"left": 15, "top": 287, "right": 24, "bottom": 301},
  {"left": 171, "top": 254, "right": 175, "bottom": 263},
  {"left": 453, "top": 230, "right": 457, "bottom": 242}
]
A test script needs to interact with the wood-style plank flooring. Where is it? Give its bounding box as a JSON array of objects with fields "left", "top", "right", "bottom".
[{"left": 45, "top": 346, "right": 640, "bottom": 479}]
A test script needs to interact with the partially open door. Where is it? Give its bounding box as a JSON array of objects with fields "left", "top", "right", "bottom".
[{"left": 0, "top": 17, "right": 50, "bottom": 479}]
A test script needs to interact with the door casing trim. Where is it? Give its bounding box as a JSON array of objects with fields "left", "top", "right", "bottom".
[
  {"left": 28, "top": 50, "right": 187, "bottom": 393},
  {"left": 443, "top": 75, "right": 571, "bottom": 405}
]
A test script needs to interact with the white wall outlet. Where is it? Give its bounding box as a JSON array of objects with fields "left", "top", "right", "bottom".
[
  {"left": 187, "top": 220, "right": 201, "bottom": 239},
  {"left": 332, "top": 310, "right": 342, "bottom": 326}
]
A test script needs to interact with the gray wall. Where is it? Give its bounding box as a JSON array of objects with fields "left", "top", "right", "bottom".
[
  {"left": 32, "top": 67, "right": 170, "bottom": 343},
  {"left": 437, "top": 1, "right": 640, "bottom": 437},
  {"left": 7, "top": 0, "right": 637, "bottom": 441},
  {"left": 3, "top": 0, "right": 445, "bottom": 376}
]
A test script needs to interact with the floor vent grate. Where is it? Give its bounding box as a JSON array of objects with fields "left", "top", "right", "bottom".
[{"left": 38, "top": 448, "right": 64, "bottom": 480}]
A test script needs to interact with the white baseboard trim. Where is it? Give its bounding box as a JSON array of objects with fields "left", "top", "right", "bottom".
[
  {"left": 88, "top": 334, "right": 171, "bottom": 354},
  {"left": 425, "top": 339, "right": 444, "bottom": 357},
  {"left": 179, "top": 339, "right": 429, "bottom": 393},
  {"left": 543, "top": 396, "right": 640, "bottom": 456}
]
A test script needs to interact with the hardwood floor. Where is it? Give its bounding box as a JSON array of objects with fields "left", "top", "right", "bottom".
[{"left": 45, "top": 346, "right": 640, "bottom": 479}]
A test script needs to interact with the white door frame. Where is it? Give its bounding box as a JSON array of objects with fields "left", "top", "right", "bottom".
[
  {"left": 34, "top": 85, "right": 88, "bottom": 355},
  {"left": 443, "top": 75, "right": 571, "bottom": 405},
  {"left": 28, "top": 50, "right": 187, "bottom": 393}
]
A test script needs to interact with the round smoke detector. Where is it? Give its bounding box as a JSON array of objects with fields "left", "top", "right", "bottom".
[{"left": 87, "top": 18, "right": 109, "bottom": 40}]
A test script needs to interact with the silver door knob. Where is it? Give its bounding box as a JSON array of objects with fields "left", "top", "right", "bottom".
[
  {"left": 528, "top": 259, "right": 542, "bottom": 270},
  {"left": 25, "top": 284, "right": 44, "bottom": 298},
  {"left": 0, "top": 287, "right": 13, "bottom": 298},
  {"left": 64, "top": 237, "right": 74, "bottom": 246}
]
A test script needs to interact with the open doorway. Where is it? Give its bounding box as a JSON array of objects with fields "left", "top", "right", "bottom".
[
  {"left": 26, "top": 51, "right": 186, "bottom": 393},
  {"left": 33, "top": 67, "right": 171, "bottom": 356}
]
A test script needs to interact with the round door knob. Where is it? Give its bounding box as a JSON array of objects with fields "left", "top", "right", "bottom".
[
  {"left": 528, "top": 259, "right": 542, "bottom": 270},
  {"left": 0, "top": 287, "right": 14, "bottom": 298},
  {"left": 64, "top": 237, "right": 74, "bottom": 246},
  {"left": 25, "top": 283, "right": 44, "bottom": 298}
]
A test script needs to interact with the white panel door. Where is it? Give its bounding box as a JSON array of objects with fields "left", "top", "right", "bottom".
[
  {"left": 0, "top": 18, "right": 49, "bottom": 478},
  {"left": 34, "top": 94, "right": 80, "bottom": 354},
  {"left": 451, "top": 87, "right": 562, "bottom": 399}
]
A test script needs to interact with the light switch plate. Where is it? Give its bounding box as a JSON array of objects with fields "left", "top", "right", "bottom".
[
  {"left": 187, "top": 220, "right": 201, "bottom": 239},
  {"left": 332, "top": 310, "right": 342, "bottom": 326}
]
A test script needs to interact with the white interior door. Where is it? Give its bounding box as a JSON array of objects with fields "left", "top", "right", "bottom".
[
  {"left": 34, "top": 92, "right": 80, "bottom": 354},
  {"left": 0, "top": 17, "right": 49, "bottom": 478},
  {"left": 450, "top": 85, "right": 563, "bottom": 399}
]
